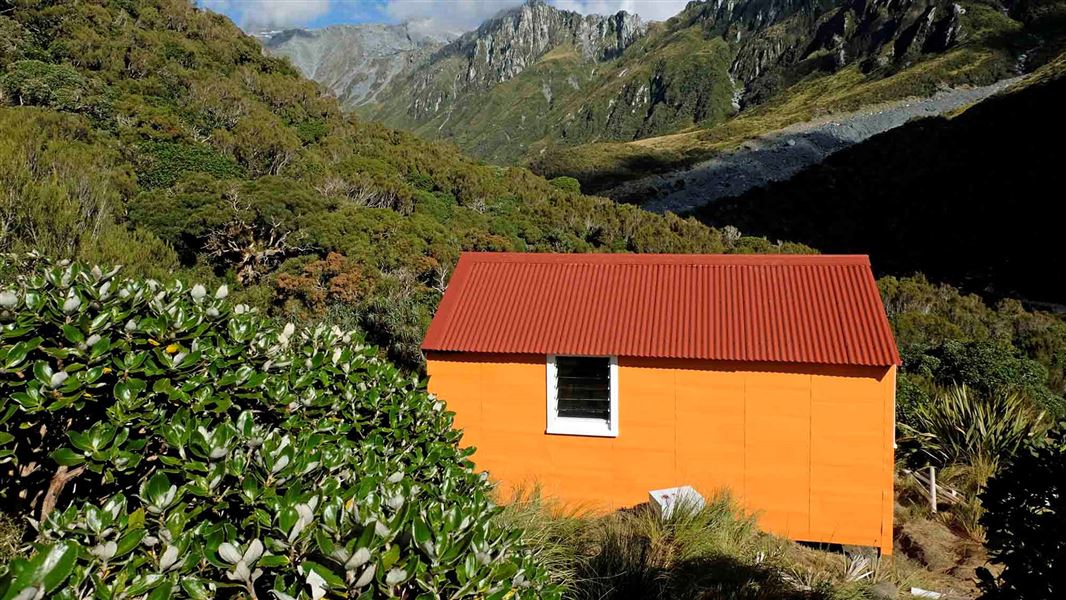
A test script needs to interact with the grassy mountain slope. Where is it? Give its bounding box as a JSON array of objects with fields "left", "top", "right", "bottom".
[
  {"left": 0, "top": 0, "right": 808, "bottom": 368},
  {"left": 365, "top": 14, "right": 736, "bottom": 164},
  {"left": 695, "top": 51, "right": 1066, "bottom": 305},
  {"left": 530, "top": 0, "right": 1063, "bottom": 193}
]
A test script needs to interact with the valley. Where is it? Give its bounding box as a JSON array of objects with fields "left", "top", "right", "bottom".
[
  {"left": 270, "top": 0, "right": 1034, "bottom": 170},
  {"left": 628, "top": 74, "right": 1024, "bottom": 213}
]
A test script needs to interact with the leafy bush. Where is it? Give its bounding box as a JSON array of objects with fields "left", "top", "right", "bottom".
[
  {"left": 0, "top": 60, "right": 102, "bottom": 114},
  {"left": 926, "top": 340, "right": 1062, "bottom": 415},
  {"left": 899, "top": 385, "right": 1050, "bottom": 472},
  {"left": 135, "top": 141, "right": 246, "bottom": 189},
  {"left": 548, "top": 177, "right": 581, "bottom": 194},
  {"left": 0, "top": 257, "right": 555, "bottom": 599},
  {"left": 977, "top": 425, "right": 1066, "bottom": 600}
]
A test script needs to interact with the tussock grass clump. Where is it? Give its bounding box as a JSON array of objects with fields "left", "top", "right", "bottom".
[
  {"left": 0, "top": 515, "right": 21, "bottom": 564},
  {"left": 502, "top": 489, "right": 923, "bottom": 600}
]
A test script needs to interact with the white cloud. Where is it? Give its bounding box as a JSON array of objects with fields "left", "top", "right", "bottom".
[
  {"left": 382, "top": 0, "right": 690, "bottom": 35},
  {"left": 385, "top": 0, "right": 524, "bottom": 35},
  {"left": 201, "top": 0, "right": 691, "bottom": 33},
  {"left": 201, "top": 0, "right": 333, "bottom": 30}
]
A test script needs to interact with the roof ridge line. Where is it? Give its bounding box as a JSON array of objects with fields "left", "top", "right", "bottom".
[{"left": 458, "top": 252, "right": 871, "bottom": 266}]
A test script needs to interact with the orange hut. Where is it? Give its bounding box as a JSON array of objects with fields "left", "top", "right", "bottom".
[{"left": 423, "top": 253, "right": 900, "bottom": 554}]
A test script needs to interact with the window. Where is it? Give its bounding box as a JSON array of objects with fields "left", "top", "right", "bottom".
[{"left": 546, "top": 355, "right": 618, "bottom": 437}]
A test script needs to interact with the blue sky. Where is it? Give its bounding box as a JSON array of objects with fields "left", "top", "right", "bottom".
[{"left": 199, "top": 0, "right": 691, "bottom": 34}]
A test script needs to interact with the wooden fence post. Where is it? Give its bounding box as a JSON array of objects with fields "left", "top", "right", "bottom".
[{"left": 929, "top": 466, "right": 937, "bottom": 513}]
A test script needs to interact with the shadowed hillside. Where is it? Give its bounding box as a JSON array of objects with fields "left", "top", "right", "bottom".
[
  {"left": 696, "top": 57, "right": 1066, "bottom": 304},
  {"left": 529, "top": 0, "right": 1066, "bottom": 195}
]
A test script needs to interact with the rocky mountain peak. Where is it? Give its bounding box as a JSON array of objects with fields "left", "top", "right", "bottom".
[
  {"left": 444, "top": 0, "right": 647, "bottom": 87},
  {"left": 261, "top": 23, "right": 453, "bottom": 108}
]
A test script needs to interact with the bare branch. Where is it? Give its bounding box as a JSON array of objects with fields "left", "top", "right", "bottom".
[
  {"left": 40, "top": 464, "right": 86, "bottom": 527},
  {"left": 206, "top": 207, "right": 305, "bottom": 284}
]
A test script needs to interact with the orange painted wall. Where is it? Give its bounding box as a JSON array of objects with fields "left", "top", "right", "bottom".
[{"left": 425, "top": 352, "right": 896, "bottom": 554}]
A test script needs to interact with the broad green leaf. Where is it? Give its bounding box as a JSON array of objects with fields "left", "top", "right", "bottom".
[{"left": 50, "top": 448, "right": 85, "bottom": 466}]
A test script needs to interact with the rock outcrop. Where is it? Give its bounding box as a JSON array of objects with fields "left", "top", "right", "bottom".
[
  {"left": 443, "top": 0, "right": 646, "bottom": 86},
  {"left": 394, "top": 0, "right": 646, "bottom": 122},
  {"left": 727, "top": 0, "right": 968, "bottom": 105}
]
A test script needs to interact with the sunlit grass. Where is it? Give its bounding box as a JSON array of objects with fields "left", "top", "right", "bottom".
[{"left": 498, "top": 486, "right": 951, "bottom": 599}]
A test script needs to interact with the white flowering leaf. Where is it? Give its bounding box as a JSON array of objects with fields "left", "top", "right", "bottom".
[
  {"left": 353, "top": 565, "right": 376, "bottom": 588},
  {"left": 62, "top": 294, "right": 81, "bottom": 313},
  {"left": 344, "top": 547, "right": 371, "bottom": 571},
  {"left": 226, "top": 560, "right": 251, "bottom": 582},
  {"left": 271, "top": 454, "right": 290, "bottom": 474},
  {"left": 215, "top": 284, "right": 229, "bottom": 299},
  {"left": 90, "top": 541, "right": 117, "bottom": 562},
  {"left": 218, "top": 542, "right": 242, "bottom": 564},
  {"left": 49, "top": 372, "right": 68, "bottom": 388},
  {"left": 159, "top": 545, "right": 179, "bottom": 571},
  {"left": 288, "top": 503, "right": 314, "bottom": 542},
  {"left": 385, "top": 568, "right": 407, "bottom": 586},
  {"left": 305, "top": 569, "right": 327, "bottom": 600},
  {"left": 374, "top": 520, "right": 390, "bottom": 537}
]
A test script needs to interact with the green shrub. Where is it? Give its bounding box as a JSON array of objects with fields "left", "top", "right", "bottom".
[
  {"left": 0, "top": 60, "right": 102, "bottom": 114},
  {"left": 135, "top": 141, "right": 245, "bottom": 189},
  {"left": 977, "top": 425, "right": 1066, "bottom": 600},
  {"left": 0, "top": 257, "right": 555, "bottom": 599},
  {"left": 928, "top": 340, "right": 1064, "bottom": 416},
  {"left": 548, "top": 177, "right": 581, "bottom": 194},
  {"left": 899, "top": 385, "right": 1050, "bottom": 472}
]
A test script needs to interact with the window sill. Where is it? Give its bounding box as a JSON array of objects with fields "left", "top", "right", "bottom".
[{"left": 546, "top": 420, "right": 617, "bottom": 438}]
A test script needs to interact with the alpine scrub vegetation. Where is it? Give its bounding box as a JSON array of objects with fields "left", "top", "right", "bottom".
[
  {"left": 899, "top": 386, "right": 1050, "bottom": 471},
  {"left": 0, "top": 257, "right": 556, "bottom": 599},
  {"left": 0, "top": 0, "right": 808, "bottom": 368}
]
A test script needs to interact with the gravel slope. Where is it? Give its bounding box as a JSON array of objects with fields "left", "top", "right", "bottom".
[{"left": 614, "top": 77, "right": 1024, "bottom": 215}]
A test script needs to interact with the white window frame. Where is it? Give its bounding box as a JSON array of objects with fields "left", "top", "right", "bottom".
[{"left": 546, "top": 354, "right": 619, "bottom": 437}]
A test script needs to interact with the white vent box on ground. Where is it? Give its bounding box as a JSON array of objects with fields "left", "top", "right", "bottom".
[{"left": 648, "top": 485, "right": 704, "bottom": 520}]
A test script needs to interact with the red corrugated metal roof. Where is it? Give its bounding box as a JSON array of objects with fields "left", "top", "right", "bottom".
[{"left": 422, "top": 253, "right": 901, "bottom": 367}]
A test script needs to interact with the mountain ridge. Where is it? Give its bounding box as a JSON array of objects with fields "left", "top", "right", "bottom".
[
  {"left": 354, "top": 0, "right": 1011, "bottom": 164},
  {"left": 260, "top": 22, "right": 454, "bottom": 108}
]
